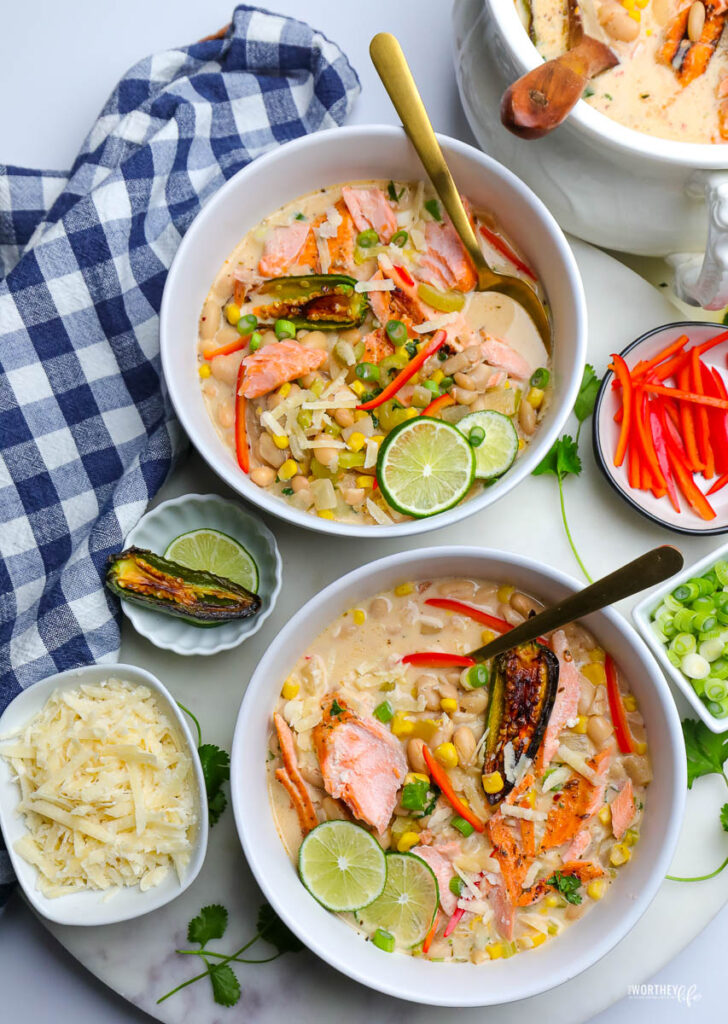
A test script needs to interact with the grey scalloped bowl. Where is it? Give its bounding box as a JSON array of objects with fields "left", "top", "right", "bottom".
[{"left": 120, "top": 494, "right": 281, "bottom": 656}]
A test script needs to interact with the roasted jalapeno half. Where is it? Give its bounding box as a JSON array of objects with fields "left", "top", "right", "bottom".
[
  {"left": 251, "top": 274, "right": 367, "bottom": 329},
  {"left": 482, "top": 641, "right": 559, "bottom": 804},
  {"left": 106, "top": 547, "right": 260, "bottom": 624}
]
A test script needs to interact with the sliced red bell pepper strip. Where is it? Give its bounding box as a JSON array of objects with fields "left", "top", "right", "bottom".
[
  {"left": 675, "top": 364, "right": 703, "bottom": 472},
  {"left": 662, "top": 404, "right": 689, "bottom": 458},
  {"left": 642, "top": 382, "right": 728, "bottom": 410},
  {"left": 402, "top": 651, "right": 476, "bottom": 668},
  {"left": 234, "top": 361, "right": 249, "bottom": 474},
  {"left": 423, "top": 910, "right": 440, "bottom": 953},
  {"left": 630, "top": 334, "right": 687, "bottom": 381},
  {"left": 691, "top": 350, "right": 714, "bottom": 478},
  {"left": 695, "top": 328, "right": 728, "bottom": 357},
  {"left": 609, "top": 354, "right": 633, "bottom": 468},
  {"left": 627, "top": 433, "right": 640, "bottom": 490},
  {"left": 422, "top": 745, "right": 484, "bottom": 833},
  {"left": 707, "top": 366, "right": 728, "bottom": 476},
  {"left": 421, "top": 393, "right": 455, "bottom": 418},
  {"left": 202, "top": 335, "right": 249, "bottom": 360},
  {"left": 632, "top": 389, "right": 666, "bottom": 489},
  {"left": 478, "top": 225, "right": 537, "bottom": 282},
  {"left": 357, "top": 330, "right": 447, "bottom": 411},
  {"left": 651, "top": 407, "right": 680, "bottom": 513},
  {"left": 605, "top": 654, "right": 635, "bottom": 755},
  {"left": 708, "top": 473, "right": 728, "bottom": 496},
  {"left": 442, "top": 907, "right": 465, "bottom": 939},
  {"left": 424, "top": 598, "right": 511, "bottom": 632},
  {"left": 664, "top": 435, "right": 716, "bottom": 521},
  {"left": 393, "top": 263, "right": 415, "bottom": 288}
]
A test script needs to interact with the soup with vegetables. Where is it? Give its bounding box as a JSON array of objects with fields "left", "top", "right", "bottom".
[
  {"left": 198, "top": 180, "right": 549, "bottom": 525},
  {"left": 267, "top": 578, "right": 651, "bottom": 961},
  {"left": 518, "top": 0, "right": 728, "bottom": 142}
]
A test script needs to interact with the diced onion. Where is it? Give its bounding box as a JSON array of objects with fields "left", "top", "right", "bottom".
[{"left": 412, "top": 312, "right": 459, "bottom": 334}]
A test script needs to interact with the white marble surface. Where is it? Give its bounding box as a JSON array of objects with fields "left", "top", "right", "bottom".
[{"left": 1, "top": 1, "right": 727, "bottom": 1022}]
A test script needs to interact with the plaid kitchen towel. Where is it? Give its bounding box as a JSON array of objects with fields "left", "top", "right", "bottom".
[{"left": 0, "top": 5, "right": 359, "bottom": 902}]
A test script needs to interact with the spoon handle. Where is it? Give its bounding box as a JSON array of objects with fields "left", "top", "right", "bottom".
[
  {"left": 369, "top": 32, "right": 491, "bottom": 284},
  {"left": 468, "top": 546, "right": 684, "bottom": 662}
]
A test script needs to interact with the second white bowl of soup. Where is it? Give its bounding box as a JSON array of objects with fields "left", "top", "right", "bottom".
[
  {"left": 160, "top": 125, "right": 586, "bottom": 537},
  {"left": 231, "top": 547, "right": 685, "bottom": 1005}
]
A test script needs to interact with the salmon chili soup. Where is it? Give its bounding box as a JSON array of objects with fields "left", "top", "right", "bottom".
[
  {"left": 198, "top": 181, "right": 549, "bottom": 525},
  {"left": 517, "top": 0, "right": 728, "bottom": 143},
  {"left": 267, "top": 578, "right": 650, "bottom": 961}
]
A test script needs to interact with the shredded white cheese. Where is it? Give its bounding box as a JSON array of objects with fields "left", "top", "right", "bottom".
[
  {"left": 412, "top": 312, "right": 458, "bottom": 334},
  {"left": 501, "top": 804, "right": 548, "bottom": 822},
  {"left": 354, "top": 278, "right": 395, "bottom": 293},
  {"left": 543, "top": 765, "right": 571, "bottom": 792},
  {"left": 366, "top": 498, "right": 394, "bottom": 525},
  {"left": 315, "top": 232, "right": 331, "bottom": 275},
  {"left": 556, "top": 743, "right": 600, "bottom": 785},
  {"left": 364, "top": 439, "right": 378, "bottom": 470},
  {"left": 317, "top": 205, "right": 343, "bottom": 239},
  {"left": 0, "top": 679, "right": 196, "bottom": 898}
]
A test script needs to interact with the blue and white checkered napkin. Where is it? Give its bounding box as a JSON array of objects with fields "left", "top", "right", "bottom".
[{"left": 0, "top": 5, "right": 359, "bottom": 902}]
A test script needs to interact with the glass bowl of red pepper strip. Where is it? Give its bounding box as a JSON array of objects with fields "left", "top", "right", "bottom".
[{"left": 592, "top": 321, "right": 728, "bottom": 535}]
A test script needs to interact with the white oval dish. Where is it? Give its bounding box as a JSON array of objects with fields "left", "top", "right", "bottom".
[
  {"left": 159, "top": 124, "right": 587, "bottom": 538},
  {"left": 121, "top": 493, "right": 282, "bottom": 656},
  {"left": 231, "top": 546, "right": 685, "bottom": 1006},
  {"left": 633, "top": 537, "right": 728, "bottom": 733},
  {"left": 592, "top": 322, "right": 728, "bottom": 536},
  {"left": 0, "top": 663, "right": 208, "bottom": 926}
]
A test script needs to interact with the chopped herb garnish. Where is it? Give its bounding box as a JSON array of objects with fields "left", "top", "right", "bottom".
[
  {"left": 281, "top": 487, "right": 294, "bottom": 495},
  {"left": 178, "top": 703, "right": 230, "bottom": 826},
  {"left": 387, "top": 180, "right": 404, "bottom": 202},
  {"left": 401, "top": 779, "right": 429, "bottom": 810},
  {"left": 424, "top": 198, "right": 442, "bottom": 221},
  {"left": 331, "top": 699, "right": 344, "bottom": 716},
  {"left": 405, "top": 340, "right": 418, "bottom": 358},
  {"left": 547, "top": 872, "right": 583, "bottom": 905},
  {"left": 604, "top": 93, "right": 613, "bottom": 101},
  {"left": 583, "top": 86, "right": 595, "bottom": 98},
  {"left": 294, "top": 212, "right": 306, "bottom": 221},
  {"left": 640, "top": 93, "right": 650, "bottom": 99}
]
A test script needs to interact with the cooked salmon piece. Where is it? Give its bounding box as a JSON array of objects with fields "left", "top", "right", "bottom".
[
  {"left": 419, "top": 220, "right": 477, "bottom": 292},
  {"left": 540, "top": 748, "right": 611, "bottom": 851},
  {"left": 258, "top": 222, "right": 311, "bottom": 277},
  {"left": 323, "top": 200, "right": 355, "bottom": 271},
  {"left": 564, "top": 827, "right": 592, "bottom": 862},
  {"left": 481, "top": 336, "right": 532, "bottom": 381},
  {"left": 610, "top": 778, "right": 636, "bottom": 840},
  {"left": 362, "top": 328, "right": 394, "bottom": 364},
  {"left": 487, "top": 775, "right": 537, "bottom": 905},
  {"left": 313, "top": 695, "right": 408, "bottom": 835},
  {"left": 412, "top": 845, "right": 459, "bottom": 915},
  {"left": 540, "top": 630, "right": 582, "bottom": 768},
  {"left": 341, "top": 186, "right": 398, "bottom": 244},
  {"left": 485, "top": 877, "right": 516, "bottom": 939},
  {"left": 240, "top": 340, "right": 327, "bottom": 399},
  {"left": 273, "top": 713, "right": 318, "bottom": 835}
]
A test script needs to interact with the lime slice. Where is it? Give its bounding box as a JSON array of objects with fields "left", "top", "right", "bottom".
[
  {"left": 377, "top": 417, "right": 475, "bottom": 518},
  {"left": 164, "top": 528, "right": 258, "bottom": 592},
  {"left": 457, "top": 410, "right": 519, "bottom": 480},
  {"left": 357, "top": 852, "right": 439, "bottom": 948},
  {"left": 298, "top": 821, "right": 387, "bottom": 912}
]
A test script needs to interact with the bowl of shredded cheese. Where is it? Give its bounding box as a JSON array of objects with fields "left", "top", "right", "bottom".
[{"left": 0, "top": 663, "right": 208, "bottom": 925}]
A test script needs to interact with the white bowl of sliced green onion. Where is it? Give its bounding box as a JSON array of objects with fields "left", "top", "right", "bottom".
[{"left": 633, "top": 541, "right": 728, "bottom": 733}]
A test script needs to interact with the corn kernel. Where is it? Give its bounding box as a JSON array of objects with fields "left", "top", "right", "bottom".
[
  {"left": 279, "top": 382, "right": 291, "bottom": 399},
  {"left": 598, "top": 805, "right": 612, "bottom": 826},
  {"left": 497, "top": 585, "right": 514, "bottom": 603},
  {"left": 582, "top": 663, "right": 606, "bottom": 687},
  {"left": 440, "top": 697, "right": 458, "bottom": 714},
  {"left": 588, "top": 647, "right": 606, "bottom": 663},
  {"left": 487, "top": 943, "right": 504, "bottom": 959},
  {"left": 622, "top": 695, "right": 637, "bottom": 712},
  {"left": 572, "top": 715, "right": 588, "bottom": 734},
  {"left": 525, "top": 790, "right": 536, "bottom": 808},
  {"left": 635, "top": 741, "right": 647, "bottom": 755},
  {"left": 547, "top": 923, "right": 559, "bottom": 936},
  {"left": 356, "top": 475, "right": 375, "bottom": 489},
  {"left": 517, "top": 936, "right": 534, "bottom": 951},
  {"left": 403, "top": 407, "right": 419, "bottom": 420},
  {"left": 530, "top": 932, "right": 547, "bottom": 948},
  {"left": 352, "top": 608, "right": 366, "bottom": 626},
  {"left": 198, "top": 363, "right": 211, "bottom": 378},
  {"left": 405, "top": 772, "right": 430, "bottom": 786},
  {"left": 397, "top": 831, "right": 421, "bottom": 853},
  {"left": 481, "top": 629, "right": 496, "bottom": 645},
  {"left": 281, "top": 679, "right": 299, "bottom": 700},
  {"left": 347, "top": 432, "right": 366, "bottom": 452},
  {"left": 272, "top": 434, "right": 290, "bottom": 450},
  {"left": 526, "top": 387, "right": 544, "bottom": 409},
  {"left": 278, "top": 459, "right": 299, "bottom": 481},
  {"left": 394, "top": 345, "right": 409, "bottom": 360},
  {"left": 351, "top": 380, "right": 367, "bottom": 397},
  {"left": 354, "top": 409, "right": 368, "bottom": 421},
  {"left": 624, "top": 827, "right": 639, "bottom": 847},
  {"left": 391, "top": 712, "right": 415, "bottom": 738},
  {"left": 434, "top": 742, "right": 459, "bottom": 769},
  {"left": 544, "top": 895, "right": 559, "bottom": 908},
  {"left": 225, "top": 303, "right": 241, "bottom": 325},
  {"left": 371, "top": 435, "right": 384, "bottom": 445},
  {"left": 317, "top": 510, "right": 335, "bottom": 520},
  {"left": 482, "top": 771, "right": 504, "bottom": 794},
  {"left": 395, "top": 582, "right": 414, "bottom": 596},
  {"left": 518, "top": 439, "right": 525, "bottom": 451},
  {"left": 610, "top": 842, "right": 632, "bottom": 866},
  {"left": 431, "top": 369, "right": 444, "bottom": 385},
  {"left": 587, "top": 879, "right": 606, "bottom": 901}
]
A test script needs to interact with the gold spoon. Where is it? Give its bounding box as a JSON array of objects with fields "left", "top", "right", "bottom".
[
  {"left": 467, "top": 546, "right": 684, "bottom": 662},
  {"left": 369, "top": 31, "right": 551, "bottom": 349}
]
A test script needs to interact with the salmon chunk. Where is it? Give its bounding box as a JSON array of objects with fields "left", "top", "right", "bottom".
[
  {"left": 610, "top": 779, "right": 636, "bottom": 840},
  {"left": 362, "top": 328, "right": 394, "bottom": 364},
  {"left": 240, "top": 340, "right": 327, "bottom": 398},
  {"left": 313, "top": 696, "right": 408, "bottom": 835},
  {"left": 273, "top": 713, "right": 318, "bottom": 836},
  {"left": 412, "top": 845, "right": 459, "bottom": 916},
  {"left": 481, "top": 336, "right": 531, "bottom": 381},
  {"left": 420, "top": 220, "right": 477, "bottom": 292},
  {"left": 540, "top": 748, "right": 611, "bottom": 851},
  {"left": 540, "top": 630, "right": 581, "bottom": 768},
  {"left": 259, "top": 222, "right": 311, "bottom": 277},
  {"left": 485, "top": 878, "right": 516, "bottom": 940},
  {"left": 564, "top": 827, "right": 592, "bottom": 863},
  {"left": 341, "top": 186, "right": 397, "bottom": 244}
]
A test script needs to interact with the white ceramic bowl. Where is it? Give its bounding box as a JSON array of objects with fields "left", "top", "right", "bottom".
[
  {"left": 633, "top": 538, "right": 728, "bottom": 733},
  {"left": 121, "top": 493, "right": 282, "bottom": 656},
  {"left": 0, "top": 663, "right": 208, "bottom": 926},
  {"left": 160, "top": 124, "right": 587, "bottom": 538},
  {"left": 231, "top": 546, "right": 685, "bottom": 1006},
  {"left": 592, "top": 322, "right": 728, "bottom": 536}
]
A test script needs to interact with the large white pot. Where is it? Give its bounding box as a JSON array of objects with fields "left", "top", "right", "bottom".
[{"left": 453, "top": 0, "right": 728, "bottom": 309}]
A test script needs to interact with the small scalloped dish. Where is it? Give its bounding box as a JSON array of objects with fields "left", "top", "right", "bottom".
[{"left": 120, "top": 494, "right": 281, "bottom": 656}]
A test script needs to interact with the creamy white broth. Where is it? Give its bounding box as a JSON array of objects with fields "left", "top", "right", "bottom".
[
  {"left": 268, "top": 577, "right": 651, "bottom": 962},
  {"left": 520, "top": 0, "right": 728, "bottom": 143},
  {"left": 197, "top": 180, "right": 550, "bottom": 525}
]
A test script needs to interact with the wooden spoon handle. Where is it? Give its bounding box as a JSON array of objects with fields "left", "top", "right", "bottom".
[{"left": 501, "top": 36, "right": 618, "bottom": 140}]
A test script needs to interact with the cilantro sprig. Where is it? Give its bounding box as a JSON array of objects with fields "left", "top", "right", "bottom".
[
  {"left": 178, "top": 702, "right": 230, "bottom": 826},
  {"left": 546, "top": 871, "right": 583, "bottom": 905},
  {"left": 157, "top": 902, "right": 302, "bottom": 1007},
  {"left": 667, "top": 719, "right": 728, "bottom": 882},
  {"left": 532, "top": 364, "right": 602, "bottom": 583}
]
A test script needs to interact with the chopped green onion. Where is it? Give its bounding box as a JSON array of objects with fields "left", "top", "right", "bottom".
[
  {"left": 673, "top": 582, "right": 699, "bottom": 603},
  {"left": 274, "top": 318, "right": 296, "bottom": 340},
  {"left": 249, "top": 331, "right": 262, "bottom": 352},
  {"left": 449, "top": 876, "right": 465, "bottom": 897},
  {"left": 424, "top": 198, "right": 442, "bottom": 221},
  {"left": 387, "top": 180, "right": 403, "bottom": 203},
  {"left": 673, "top": 608, "right": 696, "bottom": 632},
  {"left": 372, "top": 928, "right": 395, "bottom": 953},
  {"left": 693, "top": 611, "right": 717, "bottom": 633},
  {"left": 530, "top": 367, "right": 550, "bottom": 389},
  {"left": 466, "top": 663, "right": 489, "bottom": 689},
  {"left": 356, "top": 228, "right": 379, "bottom": 249},
  {"left": 710, "top": 657, "right": 728, "bottom": 680},
  {"left": 297, "top": 408, "right": 313, "bottom": 429},
  {"left": 706, "top": 679, "right": 728, "bottom": 702},
  {"left": 670, "top": 632, "right": 696, "bottom": 658},
  {"left": 681, "top": 653, "right": 710, "bottom": 679},
  {"left": 451, "top": 816, "right": 475, "bottom": 837},
  {"left": 237, "top": 313, "right": 258, "bottom": 336},
  {"left": 692, "top": 596, "right": 716, "bottom": 614},
  {"left": 440, "top": 376, "right": 454, "bottom": 390},
  {"left": 391, "top": 230, "right": 408, "bottom": 248},
  {"left": 385, "top": 319, "right": 408, "bottom": 346},
  {"left": 338, "top": 451, "right": 366, "bottom": 470},
  {"left": 373, "top": 700, "right": 394, "bottom": 723},
  {"left": 468, "top": 426, "right": 485, "bottom": 448},
  {"left": 355, "top": 362, "right": 380, "bottom": 383},
  {"left": 715, "top": 561, "right": 728, "bottom": 587},
  {"left": 423, "top": 380, "right": 440, "bottom": 395}
]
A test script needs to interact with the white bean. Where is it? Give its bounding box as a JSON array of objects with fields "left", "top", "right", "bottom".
[
  {"left": 453, "top": 726, "right": 476, "bottom": 764},
  {"left": 688, "top": 1, "right": 705, "bottom": 41},
  {"left": 519, "top": 397, "right": 537, "bottom": 435},
  {"left": 250, "top": 465, "right": 276, "bottom": 487}
]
